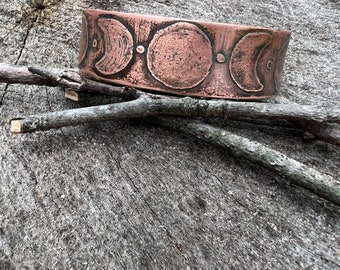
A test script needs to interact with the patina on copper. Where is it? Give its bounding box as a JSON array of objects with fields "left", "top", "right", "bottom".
[{"left": 79, "top": 9, "right": 291, "bottom": 100}]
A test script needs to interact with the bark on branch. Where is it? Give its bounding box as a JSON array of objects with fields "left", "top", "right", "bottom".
[
  {"left": 0, "top": 63, "right": 133, "bottom": 98},
  {"left": 149, "top": 116, "right": 340, "bottom": 206},
  {"left": 1, "top": 62, "right": 339, "bottom": 206},
  {"left": 1, "top": 63, "right": 339, "bottom": 144},
  {"left": 8, "top": 94, "right": 340, "bottom": 139}
]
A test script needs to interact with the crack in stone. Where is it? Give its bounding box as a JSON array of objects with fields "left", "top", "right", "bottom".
[
  {"left": 15, "top": 15, "right": 39, "bottom": 66},
  {"left": 0, "top": 1, "right": 66, "bottom": 107},
  {"left": 0, "top": 8, "right": 40, "bottom": 107},
  {"left": 0, "top": 84, "right": 9, "bottom": 107},
  {"left": 136, "top": 186, "right": 186, "bottom": 256},
  {"left": 107, "top": 148, "right": 186, "bottom": 257}
]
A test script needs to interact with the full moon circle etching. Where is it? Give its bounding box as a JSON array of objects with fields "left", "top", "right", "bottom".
[{"left": 147, "top": 22, "right": 213, "bottom": 90}]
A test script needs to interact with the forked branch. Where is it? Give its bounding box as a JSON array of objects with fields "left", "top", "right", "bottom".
[
  {"left": 1, "top": 62, "right": 339, "bottom": 205},
  {"left": 1, "top": 63, "right": 339, "bottom": 144}
]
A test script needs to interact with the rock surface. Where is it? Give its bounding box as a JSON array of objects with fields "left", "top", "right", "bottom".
[{"left": 0, "top": 0, "right": 339, "bottom": 269}]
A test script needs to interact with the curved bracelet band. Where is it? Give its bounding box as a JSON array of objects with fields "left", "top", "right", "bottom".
[{"left": 79, "top": 9, "right": 291, "bottom": 99}]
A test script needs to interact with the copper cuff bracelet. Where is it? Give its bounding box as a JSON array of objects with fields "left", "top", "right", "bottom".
[{"left": 79, "top": 9, "right": 291, "bottom": 99}]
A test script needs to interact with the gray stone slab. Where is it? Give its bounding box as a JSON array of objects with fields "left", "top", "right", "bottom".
[{"left": 0, "top": 0, "right": 339, "bottom": 269}]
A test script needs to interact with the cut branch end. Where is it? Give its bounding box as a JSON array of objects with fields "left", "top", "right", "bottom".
[
  {"left": 65, "top": 89, "right": 79, "bottom": 101},
  {"left": 10, "top": 119, "right": 22, "bottom": 134}
]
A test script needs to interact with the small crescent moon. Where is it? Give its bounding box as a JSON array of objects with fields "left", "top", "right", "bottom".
[
  {"left": 274, "top": 38, "right": 290, "bottom": 91},
  {"left": 78, "top": 15, "right": 88, "bottom": 67},
  {"left": 230, "top": 32, "right": 272, "bottom": 92},
  {"left": 95, "top": 17, "right": 134, "bottom": 76}
]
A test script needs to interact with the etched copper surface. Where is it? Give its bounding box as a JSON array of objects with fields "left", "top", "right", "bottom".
[
  {"left": 79, "top": 9, "right": 291, "bottom": 99},
  {"left": 230, "top": 32, "right": 272, "bottom": 92},
  {"left": 147, "top": 22, "right": 213, "bottom": 89},
  {"left": 95, "top": 17, "right": 134, "bottom": 75}
]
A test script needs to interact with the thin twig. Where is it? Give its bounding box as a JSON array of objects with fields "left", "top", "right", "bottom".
[
  {"left": 0, "top": 63, "right": 137, "bottom": 98},
  {"left": 8, "top": 92, "right": 340, "bottom": 144},
  {"left": 28, "top": 65, "right": 138, "bottom": 98},
  {"left": 9, "top": 95, "right": 155, "bottom": 133},
  {"left": 0, "top": 63, "right": 56, "bottom": 86},
  {"left": 149, "top": 116, "right": 340, "bottom": 206}
]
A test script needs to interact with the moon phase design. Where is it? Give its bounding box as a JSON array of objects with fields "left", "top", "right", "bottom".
[
  {"left": 78, "top": 15, "right": 88, "bottom": 66},
  {"left": 95, "top": 17, "right": 134, "bottom": 76},
  {"left": 230, "top": 32, "right": 272, "bottom": 92},
  {"left": 79, "top": 10, "right": 291, "bottom": 99},
  {"left": 274, "top": 39, "right": 290, "bottom": 91},
  {"left": 147, "top": 22, "right": 213, "bottom": 90}
]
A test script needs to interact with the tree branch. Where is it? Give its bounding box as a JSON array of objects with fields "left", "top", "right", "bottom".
[
  {"left": 0, "top": 63, "right": 55, "bottom": 86},
  {"left": 2, "top": 63, "right": 339, "bottom": 144},
  {"left": 149, "top": 116, "right": 340, "bottom": 206},
  {"left": 28, "top": 65, "right": 140, "bottom": 98},
  {"left": 7, "top": 91, "right": 340, "bottom": 144},
  {"left": 2, "top": 62, "right": 339, "bottom": 205},
  {"left": 0, "top": 63, "right": 138, "bottom": 98},
  {"left": 7, "top": 101, "right": 340, "bottom": 206},
  {"left": 9, "top": 95, "right": 156, "bottom": 133}
]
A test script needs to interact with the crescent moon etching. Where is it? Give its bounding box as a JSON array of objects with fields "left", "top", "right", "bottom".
[
  {"left": 230, "top": 32, "right": 272, "bottom": 92},
  {"left": 274, "top": 38, "right": 290, "bottom": 92},
  {"left": 94, "top": 17, "right": 134, "bottom": 76},
  {"left": 78, "top": 15, "right": 89, "bottom": 66}
]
